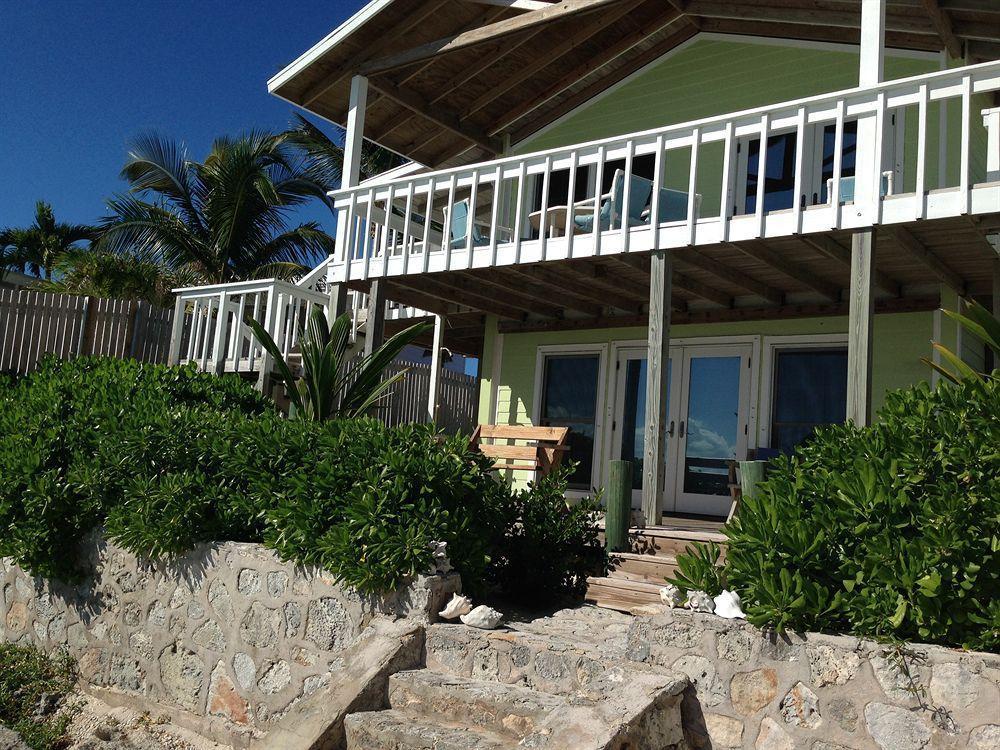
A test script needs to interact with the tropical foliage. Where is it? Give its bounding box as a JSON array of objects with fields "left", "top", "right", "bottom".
[
  {"left": 285, "top": 113, "right": 404, "bottom": 188},
  {"left": 0, "top": 201, "right": 95, "bottom": 280},
  {"left": 0, "top": 357, "right": 606, "bottom": 603},
  {"left": 249, "top": 308, "right": 431, "bottom": 420},
  {"left": 924, "top": 297, "right": 1000, "bottom": 382},
  {"left": 97, "top": 131, "right": 336, "bottom": 285},
  {"left": 669, "top": 377, "right": 1000, "bottom": 651}
]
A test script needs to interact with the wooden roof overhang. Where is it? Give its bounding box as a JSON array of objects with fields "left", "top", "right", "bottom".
[
  {"left": 364, "top": 212, "right": 1000, "bottom": 349},
  {"left": 270, "top": 0, "right": 1000, "bottom": 170}
]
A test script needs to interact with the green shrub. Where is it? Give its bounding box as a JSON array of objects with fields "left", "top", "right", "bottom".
[
  {"left": 671, "top": 377, "right": 1000, "bottom": 651},
  {"left": 0, "top": 643, "right": 78, "bottom": 750},
  {"left": 488, "top": 467, "right": 607, "bottom": 605},
  {"left": 0, "top": 356, "right": 604, "bottom": 606}
]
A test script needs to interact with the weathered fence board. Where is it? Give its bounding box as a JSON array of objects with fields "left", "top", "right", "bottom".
[
  {"left": 0, "top": 289, "right": 173, "bottom": 374},
  {"left": 379, "top": 361, "right": 479, "bottom": 435}
]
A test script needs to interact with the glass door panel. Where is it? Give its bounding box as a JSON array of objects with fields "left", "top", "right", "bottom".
[
  {"left": 673, "top": 346, "right": 752, "bottom": 517},
  {"left": 539, "top": 354, "right": 600, "bottom": 490}
]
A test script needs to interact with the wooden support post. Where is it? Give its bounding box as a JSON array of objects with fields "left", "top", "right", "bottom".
[
  {"left": 256, "top": 289, "right": 278, "bottom": 394},
  {"left": 847, "top": 229, "right": 876, "bottom": 427},
  {"left": 364, "top": 279, "right": 387, "bottom": 357},
  {"left": 167, "top": 296, "right": 185, "bottom": 366},
  {"left": 605, "top": 460, "right": 632, "bottom": 552},
  {"left": 993, "top": 257, "right": 1000, "bottom": 320},
  {"left": 329, "top": 282, "right": 350, "bottom": 322},
  {"left": 642, "top": 250, "right": 672, "bottom": 526},
  {"left": 427, "top": 313, "right": 446, "bottom": 423}
]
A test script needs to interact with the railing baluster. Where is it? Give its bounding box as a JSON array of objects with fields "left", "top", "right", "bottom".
[
  {"left": 960, "top": 74, "right": 972, "bottom": 214},
  {"left": 361, "top": 187, "right": 376, "bottom": 281},
  {"left": 379, "top": 183, "right": 394, "bottom": 277},
  {"left": 513, "top": 162, "right": 526, "bottom": 264},
  {"left": 539, "top": 156, "right": 552, "bottom": 260},
  {"left": 650, "top": 134, "right": 665, "bottom": 251},
  {"left": 489, "top": 165, "right": 502, "bottom": 265},
  {"left": 621, "top": 140, "right": 634, "bottom": 252},
  {"left": 832, "top": 99, "right": 845, "bottom": 228},
  {"left": 466, "top": 168, "right": 480, "bottom": 268},
  {"left": 231, "top": 293, "right": 246, "bottom": 368},
  {"left": 200, "top": 296, "right": 214, "bottom": 372},
  {"left": 566, "top": 150, "right": 578, "bottom": 258},
  {"left": 719, "top": 122, "right": 734, "bottom": 242},
  {"left": 792, "top": 107, "right": 806, "bottom": 235},
  {"left": 873, "top": 92, "right": 886, "bottom": 225},
  {"left": 248, "top": 292, "right": 261, "bottom": 371},
  {"left": 421, "top": 178, "right": 435, "bottom": 274},
  {"left": 755, "top": 113, "right": 769, "bottom": 238},
  {"left": 443, "top": 174, "right": 458, "bottom": 270},
  {"left": 916, "top": 84, "right": 928, "bottom": 220},
  {"left": 401, "top": 180, "right": 414, "bottom": 264},
  {"left": 687, "top": 129, "right": 700, "bottom": 246},
  {"left": 593, "top": 144, "right": 605, "bottom": 256}
]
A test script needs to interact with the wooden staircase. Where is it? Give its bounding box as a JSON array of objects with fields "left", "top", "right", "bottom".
[{"left": 586, "top": 522, "right": 727, "bottom": 612}]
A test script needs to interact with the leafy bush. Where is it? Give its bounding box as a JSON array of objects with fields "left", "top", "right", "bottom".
[
  {"left": 0, "top": 356, "right": 605, "bottom": 605},
  {"left": 488, "top": 467, "right": 607, "bottom": 605},
  {"left": 671, "top": 377, "right": 1000, "bottom": 651},
  {"left": 0, "top": 643, "right": 78, "bottom": 750}
]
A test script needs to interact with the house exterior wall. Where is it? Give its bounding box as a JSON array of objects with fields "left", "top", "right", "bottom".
[
  {"left": 477, "top": 310, "right": 939, "bottom": 491},
  {"left": 516, "top": 37, "right": 992, "bottom": 211}
]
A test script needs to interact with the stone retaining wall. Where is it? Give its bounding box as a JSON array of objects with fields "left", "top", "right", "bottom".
[
  {"left": 0, "top": 536, "right": 459, "bottom": 746},
  {"left": 625, "top": 607, "right": 1000, "bottom": 750}
]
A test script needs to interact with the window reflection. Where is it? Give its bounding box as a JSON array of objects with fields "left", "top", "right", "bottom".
[
  {"left": 771, "top": 348, "right": 847, "bottom": 452},
  {"left": 540, "top": 354, "right": 600, "bottom": 489}
]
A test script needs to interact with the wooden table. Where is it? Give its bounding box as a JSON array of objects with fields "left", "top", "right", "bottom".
[{"left": 528, "top": 205, "right": 579, "bottom": 237}]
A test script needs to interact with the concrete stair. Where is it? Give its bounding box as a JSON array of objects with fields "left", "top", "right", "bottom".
[
  {"left": 344, "top": 617, "right": 689, "bottom": 750},
  {"left": 586, "top": 526, "right": 727, "bottom": 613}
]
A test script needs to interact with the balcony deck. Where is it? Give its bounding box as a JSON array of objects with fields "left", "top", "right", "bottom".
[{"left": 327, "top": 61, "right": 1000, "bottom": 330}]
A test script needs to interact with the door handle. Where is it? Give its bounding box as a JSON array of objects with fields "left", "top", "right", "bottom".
[
  {"left": 679, "top": 420, "right": 686, "bottom": 438},
  {"left": 666, "top": 420, "right": 675, "bottom": 437}
]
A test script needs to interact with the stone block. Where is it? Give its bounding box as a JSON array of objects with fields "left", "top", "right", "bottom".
[
  {"left": 864, "top": 701, "right": 931, "bottom": 750},
  {"left": 730, "top": 668, "right": 777, "bottom": 715}
]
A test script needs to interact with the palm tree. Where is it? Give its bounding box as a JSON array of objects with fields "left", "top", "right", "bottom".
[
  {"left": 0, "top": 201, "right": 96, "bottom": 280},
  {"left": 284, "top": 114, "right": 404, "bottom": 189},
  {"left": 249, "top": 308, "right": 431, "bottom": 421},
  {"left": 924, "top": 298, "right": 1000, "bottom": 382},
  {"left": 98, "top": 131, "right": 337, "bottom": 285}
]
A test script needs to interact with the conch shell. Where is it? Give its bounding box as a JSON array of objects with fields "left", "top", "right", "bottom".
[
  {"left": 460, "top": 604, "right": 504, "bottom": 630},
  {"left": 438, "top": 593, "right": 473, "bottom": 620},
  {"left": 659, "top": 584, "right": 684, "bottom": 608},
  {"left": 685, "top": 589, "right": 715, "bottom": 613},
  {"left": 712, "top": 590, "right": 747, "bottom": 619}
]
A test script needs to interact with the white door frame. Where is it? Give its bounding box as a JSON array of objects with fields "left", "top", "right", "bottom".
[
  {"left": 532, "top": 342, "right": 609, "bottom": 496},
  {"left": 603, "top": 335, "right": 760, "bottom": 514}
]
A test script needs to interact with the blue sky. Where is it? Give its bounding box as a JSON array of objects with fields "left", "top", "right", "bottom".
[{"left": 1, "top": 0, "right": 365, "bottom": 233}]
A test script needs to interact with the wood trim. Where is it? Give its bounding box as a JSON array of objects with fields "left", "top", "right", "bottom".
[
  {"left": 798, "top": 236, "right": 902, "bottom": 297},
  {"left": 673, "top": 248, "right": 784, "bottom": 305},
  {"left": 685, "top": 2, "right": 937, "bottom": 35},
  {"left": 613, "top": 255, "right": 732, "bottom": 307},
  {"left": 727, "top": 241, "right": 841, "bottom": 301},
  {"left": 484, "top": 269, "right": 604, "bottom": 316},
  {"left": 512, "top": 266, "right": 641, "bottom": 314},
  {"left": 367, "top": 77, "right": 502, "bottom": 154},
  {"left": 496, "top": 296, "right": 941, "bottom": 333},
  {"left": 922, "top": 0, "right": 964, "bottom": 59},
  {"left": 449, "top": 271, "right": 565, "bottom": 318},
  {"left": 392, "top": 276, "right": 528, "bottom": 320},
  {"left": 892, "top": 226, "right": 967, "bottom": 294},
  {"left": 358, "top": 0, "right": 627, "bottom": 75},
  {"left": 463, "top": 0, "right": 555, "bottom": 10}
]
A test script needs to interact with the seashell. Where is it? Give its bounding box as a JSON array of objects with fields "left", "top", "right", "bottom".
[
  {"left": 713, "top": 589, "right": 746, "bottom": 619},
  {"left": 659, "top": 584, "right": 684, "bottom": 608},
  {"left": 438, "top": 593, "right": 473, "bottom": 620},
  {"left": 685, "top": 589, "right": 715, "bottom": 613},
  {"left": 460, "top": 604, "right": 504, "bottom": 630}
]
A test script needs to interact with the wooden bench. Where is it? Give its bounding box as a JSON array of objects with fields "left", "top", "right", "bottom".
[{"left": 469, "top": 424, "right": 570, "bottom": 479}]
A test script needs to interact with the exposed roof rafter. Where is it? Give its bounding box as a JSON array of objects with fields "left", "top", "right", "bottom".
[{"left": 922, "top": 0, "right": 964, "bottom": 59}]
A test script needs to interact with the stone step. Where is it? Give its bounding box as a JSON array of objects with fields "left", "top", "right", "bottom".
[
  {"left": 584, "top": 576, "right": 663, "bottom": 612},
  {"left": 388, "top": 669, "right": 564, "bottom": 740},
  {"left": 608, "top": 551, "right": 679, "bottom": 583},
  {"left": 425, "top": 622, "right": 628, "bottom": 697},
  {"left": 599, "top": 526, "right": 727, "bottom": 557},
  {"left": 344, "top": 709, "right": 512, "bottom": 750}
]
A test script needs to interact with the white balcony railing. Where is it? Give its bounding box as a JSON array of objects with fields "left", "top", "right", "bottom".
[
  {"left": 167, "top": 278, "right": 331, "bottom": 376},
  {"left": 329, "top": 60, "right": 1000, "bottom": 285}
]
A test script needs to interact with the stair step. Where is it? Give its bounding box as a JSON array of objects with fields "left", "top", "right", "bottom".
[
  {"left": 344, "top": 709, "right": 512, "bottom": 750},
  {"left": 389, "top": 669, "right": 563, "bottom": 740},
  {"left": 585, "top": 576, "right": 663, "bottom": 612},
  {"left": 608, "top": 551, "right": 679, "bottom": 582},
  {"left": 599, "top": 527, "right": 727, "bottom": 557}
]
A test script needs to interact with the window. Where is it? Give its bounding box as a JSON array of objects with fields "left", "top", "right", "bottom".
[
  {"left": 770, "top": 348, "right": 847, "bottom": 453},
  {"left": 744, "top": 132, "right": 798, "bottom": 214},
  {"left": 539, "top": 354, "right": 600, "bottom": 489}
]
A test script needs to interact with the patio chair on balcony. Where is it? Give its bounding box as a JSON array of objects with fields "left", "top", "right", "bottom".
[
  {"left": 827, "top": 171, "right": 894, "bottom": 204},
  {"left": 572, "top": 169, "right": 654, "bottom": 233}
]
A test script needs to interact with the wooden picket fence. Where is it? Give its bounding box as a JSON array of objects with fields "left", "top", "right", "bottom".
[
  {"left": 0, "top": 288, "right": 173, "bottom": 374},
  {"left": 377, "top": 360, "right": 479, "bottom": 435}
]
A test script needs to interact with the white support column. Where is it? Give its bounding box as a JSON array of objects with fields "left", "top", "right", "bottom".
[
  {"left": 427, "top": 314, "right": 446, "bottom": 423},
  {"left": 210, "top": 291, "right": 231, "bottom": 376},
  {"left": 329, "top": 282, "right": 350, "bottom": 322},
  {"left": 985, "top": 107, "right": 1000, "bottom": 183},
  {"left": 847, "top": 230, "right": 876, "bottom": 426},
  {"left": 853, "top": 0, "right": 886, "bottom": 218},
  {"left": 256, "top": 288, "right": 278, "bottom": 394},
  {"left": 333, "top": 75, "right": 369, "bottom": 277},
  {"left": 642, "top": 250, "right": 672, "bottom": 526}
]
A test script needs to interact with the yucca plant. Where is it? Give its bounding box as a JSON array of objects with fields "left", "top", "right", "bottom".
[
  {"left": 249, "top": 308, "right": 431, "bottom": 421},
  {"left": 923, "top": 298, "right": 1000, "bottom": 382}
]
